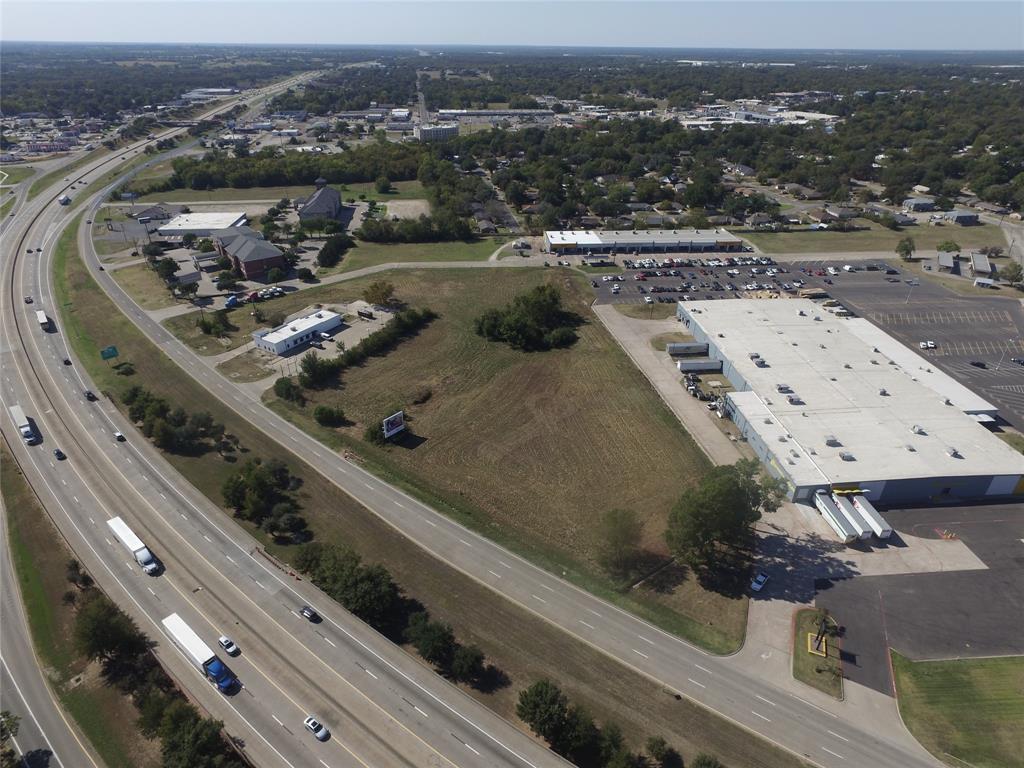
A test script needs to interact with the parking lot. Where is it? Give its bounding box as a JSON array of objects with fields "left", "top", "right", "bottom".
[
  {"left": 589, "top": 253, "right": 790, "bottom": 306},
  {"left": 783, "top": 261, "right": 1024, "bottom": 426},
  {"left": 816, "top": 502, "right": 1024, "bottom": 695}
]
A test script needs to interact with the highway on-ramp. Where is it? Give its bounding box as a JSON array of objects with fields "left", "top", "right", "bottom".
[{"left": 2, "top": 83, "right": 569, "bottom": 768}]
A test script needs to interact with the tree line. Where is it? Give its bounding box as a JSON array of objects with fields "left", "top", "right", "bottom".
[
  {"left": 67, "top": 580, "right": 246, "bottom": 767},
  {"left": 222, "top": 458, "right": 309, "bottom": 543},
  {"left": 122, "top": 385, "right": 226, "bottom": 456}
]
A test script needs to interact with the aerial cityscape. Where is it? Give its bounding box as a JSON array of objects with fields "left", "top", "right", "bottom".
[{"left": 1, "top": 2, "right": 1023, "bottom": 768}]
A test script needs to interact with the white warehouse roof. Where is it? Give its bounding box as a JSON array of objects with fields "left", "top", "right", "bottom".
[
  {"left": 157, "top": 212, "right": 247, "bottom": 235},
  {"left": 545, "top": 228, "right": 742, "bottom": 248},
  {"left": 260, "top": 310, "right": 341, "bottom": 345},
  {"left": 681, "top": 299, "right": 1024, "bottom": 488}
]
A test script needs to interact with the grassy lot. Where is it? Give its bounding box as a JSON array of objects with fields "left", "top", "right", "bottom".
[
  {"left": 0, "top": 196, "right": 14, "bottom": 218},
  {"left": 134, "top": 179, "right": 426, "bottom": 204},
  {"left": 54, "top": 212, "right": 793, "bottom": 766},
  {"left": 736, "top": 220, "right": 1007, "bottom": 254},
  {"left": 2, "top": 443, "right": 159, "bottom": 768},
  {"left": 109, "top": 263, "right": 179, "bottom": 310},
  {"left": 792, "top": 609, "right": 843, "bottom": 699},
  {"left": 614, "top": 302, "right": 679, "bottom": 320},
  {"left": 29, "top": 149, "right": 110, "bottom": 200},
  {"left": 163, "top": 307, "right": 252, "bottom": 356},
  {"left": 0, "top": 164, "right": 35, "bottom": 185},
  {"left": 891, "top": 651, "right": 1024, "bottom": 768},
  {"left": 322, "top": 237, "right": 505, "bottom": 275},
  {"left": 906, "top": 260, "right": 1020, "bottom": 298},
  {"left": 264, "top": 268, "right": 747, "bottom": 652}
]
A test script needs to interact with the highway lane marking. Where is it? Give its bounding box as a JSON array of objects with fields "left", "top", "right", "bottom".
[
  {"left": 530, "top": 594, "right": 547, "bottom": 604},
  {"left": 540, "top": 584, "right": 555, "bottom": 592},
  {"left": 424, "top": 518, "right": 437, "bottom": 528},
  {"left": 203, "top": 534, "right": 212, "bottom": 543},
  {"left": 179, "top": 513, "right": 187, "bottom": 520},
  {"left": 587, "top": 608, "right": 603, "bottom": 618},
  {"left": 61, "top": 478, "right": 67, "bottom": 485},
  {"left": 687, "top": 678, "right": 706, "bottom": 689},
  {"left": 790, "top": 693, "right": 839, "bottom": 718},
  {"left": 272, "top": 715, "right": 283, "bottom": 726},
  {"left": 226, "top": 555, "right": 235, "bottom": 564},
  {"left": 458, "top": 538, "right": 472, "bottom": 547},
  {"left": 821, "top": 747, "right": 845, "bottom": 759},
  {"left": 365, "top": 668, "right": 378, "bottom": 680},
  {"left": 488, "top": 570, "right": 502, "bottom": 579},
  {"left": 631, "top": 649, "right": 649, "bottom": 659},
  {"left": 750, "top": 710, "right": 771, "bottom": 722},
  {"left": 159, "top": 492, "right": 166, "bottom": 499},
  {"left": 464, "top": 742, "right": 481, "bottom": 757},
  {"left": 579, "top": 620, "right": 595, "bottom": 629},
  {"left": 394, "top": 502, "right": 406, "bottom": 509},
  {"left": 74, "top": 496, "right": 80, "bottom": 504},
  {"left": 756, "top": 694, "right": 776, "bottom": 707},
  {"left": 88, "top": 517, "right": 94, "bottom": 524},
  {"left": 320, "top": 761, "right": 331, "bottom": 768},
  {"left": 498, "top": 560, "right": 511, "bottom": 569},
  {"left": 827, "top": 730, "right": 849, "bottom": 742},
  {"left": 637, "top": 634, "right": 655, "bottom": 645},
  {"left": 362, "top": 481, "right": 374, "bottom": 490},
  {"left": 324, "top": 637, "right": 336, "bottom": 648},
  {"left": 414, "top": 705, "right": 428, "bottom": 718},
  {"left": 694, "top": 664, "right": 712, "bottom": 675},
  {"left": 148, "top": 587, "right": 156, "bottom": 596}
]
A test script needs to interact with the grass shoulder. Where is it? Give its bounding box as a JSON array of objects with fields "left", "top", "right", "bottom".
[
  {"left": 29, "top": 150, "right": 111, "bottom": 200},
  {"left": 2, "top": 443, "right": 159, "bottom": 768},
  {"left": 319, "top": 237, "right": 505, "bottom": 276},
  {"left": 0, "top": 164, "right": 36, "bottom": 186},
  {"left": 891, "top": 651, "right": 1024, "bottom": 768},
  {"left": 110, "top": 263, "right": 180, "bottom": 310},
  {"left": 792, "top": 609, "right": 843, "bottom": 699}
]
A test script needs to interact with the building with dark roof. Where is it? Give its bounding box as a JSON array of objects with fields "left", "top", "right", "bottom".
[
  {"left": 943, "top": 210, "right": 980, "bottom": 226},
  {"left": 210, "top": 226, "right": 287, "bottom": 280},
  {"left": 297, "top": 178, "right": 343, "bottom": 223}
]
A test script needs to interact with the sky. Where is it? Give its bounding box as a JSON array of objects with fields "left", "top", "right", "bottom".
[{"left": 1, "top": 1, "right": 1022, "bottom": 51}]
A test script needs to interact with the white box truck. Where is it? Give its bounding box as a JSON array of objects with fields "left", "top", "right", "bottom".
[
  {"left": 36, "top": 310, "right": 50, "bottom": 331},
  {"left": 161, "top": 613, "right": 238, "bottom": 693},
  {"left": 106, "top": 516, "right": 159, "bottom": 574},
  {"left": 8, "top": 404, "right": 38, "bottom": 444}
]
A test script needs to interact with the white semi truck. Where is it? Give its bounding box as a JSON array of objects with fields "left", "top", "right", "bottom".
[
  {"left": 8, "top": 404, "right": 38, "bottom": 444},
  {"left": 36, "top": 310, "right": 50, "bottom": 330},
  {"left": 161, "top": 613, "right": 237, "bottom": 693},
  {"left": 106, "top": 516, "right": 159, "bottom": 574}
]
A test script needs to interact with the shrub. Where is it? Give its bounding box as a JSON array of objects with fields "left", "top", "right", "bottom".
[
  {"left": 296, "top": 267, "right": 314, "bottom": 281},
  {"left": 313, "top": 405, "right": 346, "bottom": 427},
  {"left": 273, "top": 376, "right": 304, "bottom": 404},
  {"left": 266, "top": 267, "right": 285, "bottom": 284}
]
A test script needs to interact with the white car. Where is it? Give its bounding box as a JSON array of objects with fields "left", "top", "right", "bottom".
[
  {"left": 826, "top": 267, "right": 839, "bottom": 276},
  {"left": 927, "top": 340, "right": 936, "bottom": 349},
  {"left": 645, "top": 296, "right": 653, "bottom": 304},
  {"left": 750, "top": 573, "right": 770, "bottom": 592},
  {"left": 218, "top": 636, "right": 240, "bottom": 656},
  {"left": 919, "top": 341, "right": 928, "bottom": 350},
  {"left": 304, "top": 716, "right": 330, "bottom": 742},
  {"left": 113, "top": 431, "right": 125, "bottom": 442}
]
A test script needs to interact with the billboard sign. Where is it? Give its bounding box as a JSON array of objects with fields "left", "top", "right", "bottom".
[
  {"left": 382, "top": 410, "right": 406, "bottom": 439},
  {"left": 100, "top": 345, "right": 119, "bottom": 360}
]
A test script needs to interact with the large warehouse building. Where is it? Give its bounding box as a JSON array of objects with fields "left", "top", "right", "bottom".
[
  {"left": 676, "top": 299, "right": 1024, "bottom": 506},
  {"left": 544, "top": 228, "right": 743, "bottom": 254}
]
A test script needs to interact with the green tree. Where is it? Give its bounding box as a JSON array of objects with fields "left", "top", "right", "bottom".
[
  {"left": 153, "top": 257, "right": 179, "bottom": 282},
  {"left": 362, "top": 280, "right": 395, "bottom": 307},
  {"left": 450, "top": 644, "right": 485, "bottom": 682},
  {"left": 181, "top": 233, "right": 197, "bottom": 249},
  {"left": 74, "top": 593, "right": 147, "bottom": 662},
  {"left": 935, "top": 239, "right": 961, "bottom": 253},
  {"left": 895, "top": 236, "right": 916, "bottom": 262},
  {"left": 1, "top": 711, "right": 20, "bottom": 768},
  {"left": 375, "top": 175, "right": 392, "bottom": 194},
  {"left": 197, "top": 238, "right": 215, "bottom": 253},
  {"left": 691, "top": 754, "right": 725, "bottom": 768},
  {"left": 142, "top": 242, "right": 163, "bottom": 259},
  {"left": 598, "top": 508, "right": 642, "bottom": 576},
  {"left": 266, "top": 266, "right": 285, "bottom": 284},
  {"left": 296, "top": 267, "right": 314, "bottom": 281},
  {"left": 665, "top": 459, "right": 783, "bottom": 571},
  {"left": 516, "top": 680, "right": 569, "bottom": 745},
  {"left": 999, "top": 261, "right": 1022, "bottom": 283}
]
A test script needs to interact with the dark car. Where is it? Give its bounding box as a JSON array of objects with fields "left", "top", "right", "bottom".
[
  {"left": 969, "top": 361, "right": 987, "bottom": 369},
  {"left": 83, "top": 390, "right": 96, "bottom": 401},
  {"left": 53, "top": 449, "right": 66, "bottom": 461},
  {"left": 300, "top": 605, "right": 321, "bottom": 622},
  {"left": 63, "top": 358, "right": 71, "bottom": 365}
]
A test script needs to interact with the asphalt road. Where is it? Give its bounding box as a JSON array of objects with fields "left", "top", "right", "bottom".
[
  {"left": 68, "top": 169, "right": 949, "bottom": 766},
  {"left": 2, "top": 79, "right": 568, "bottom": 768}
]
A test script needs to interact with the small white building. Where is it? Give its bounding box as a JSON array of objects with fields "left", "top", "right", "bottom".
[
  {"left": 414, "top": 123, "right": 459, "bottom": 142},
  {"left": 252, "top": 310, "right": 343, "bottom": 355}
]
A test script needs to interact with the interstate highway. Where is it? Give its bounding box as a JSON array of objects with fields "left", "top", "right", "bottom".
[
  {"left": 72, "top": 174, "right": 947, "bottom": 767},
  {"left": 2, "top": 91, "right": 568, "bottom": 768}
]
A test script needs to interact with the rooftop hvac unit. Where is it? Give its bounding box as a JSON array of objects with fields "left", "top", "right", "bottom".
[
  {"left": 943, "top": 398, "right": 952, "bottom": 405},
  {"left": 289, "top": 326, "right": 298, "bottom": 331},
  {"left": 315, "top": 312, "right": 323, "bottom": 318},
  {"left": 787, "top": 394, "right": 803, "bottom": 405},
  {"left": 814, "top": 315, "right": 822, "bottom": 321},
  {"left": 839, "top": 452, "right": 856, "bottom": 462},
  {"left": 910, "top": 424, "right": 926, "bottom": 435},
  {"left": 776, "top": 383, "right": 791, "bottom": 393},
  {"left": 878, "top": 388, "right": 889, "bottom": 396},
  {"left": 749, "top": 352, "right": 761, "bottom": 359},
  {"left": 825, "top": 435, "right": 841, "bottom": 447},
  {"left": 844, "top": 363, "right": 852, "bottom": 369},
  {"left": 904, "top": 444, "right": 916, "bottom": 452},
  {"left": 777, "top": 435, "right": 787, "bottom": 442},
  {"left": 946, "top": 446, "right": 961, "bottom": 458}
]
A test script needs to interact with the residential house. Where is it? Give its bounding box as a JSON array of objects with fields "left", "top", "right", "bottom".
[
  {"left": 943, "top": 210, "right": 979, "bottom": 226},
  {"left": 903, "top": 197, "right": 935, "bottom": 212},
  {"left": 134, "top": 203, "right": 184, "bottom": 222},
  {"left": 211, "top": 226, "right": 287, "bottom": 280},
  {"left": 975, "top": 201, "right": 1009, "bottom": 215},
  {"left": 745, "top": 212, "right": 774, "bottom": 228},
  {"left": 476, "top": 219, "right": 498, "bottom": 235}
]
